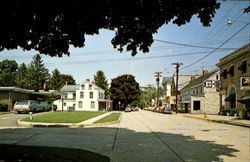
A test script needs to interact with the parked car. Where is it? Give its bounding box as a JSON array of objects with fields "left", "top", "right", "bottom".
[
  {"left": 125, "top": 107, "right": 132, "bottom": 112},
  {"left": 163, "top": 107, "right": 172, "bottom": 114},
  {"left": 40, "top": 101, "right": 57, "bottom": 111},
  {"left": 14, "top": 100, "right": 43, "bottom": 114}
]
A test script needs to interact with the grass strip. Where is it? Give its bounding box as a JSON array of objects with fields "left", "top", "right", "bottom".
[
  {"left": 94, "top": 113, "right": 121, "bottom": 124},
  {"left": 21, "top": 111, "right": 106, "bottom": 123}
]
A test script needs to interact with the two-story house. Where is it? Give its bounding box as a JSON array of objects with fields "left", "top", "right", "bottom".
[
  {"left": 54, "top": 79, "right": 112, "bottom": 111},
  {"left": 180, "top": 70, "right": 220, "bottom": 114}
]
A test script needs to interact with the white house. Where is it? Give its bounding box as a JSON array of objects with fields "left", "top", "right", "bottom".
[
  {"left": 180, "top": 70, "right": 221, "bottom": 114},
  {"left": 54, "top": 79, "right": 112, "bottom": 111}
]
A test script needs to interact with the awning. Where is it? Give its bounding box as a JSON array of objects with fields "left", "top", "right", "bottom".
[
  {"left": 238, "top": 94, "right": 250, "bottom": 103},
  {"left": 225, "top": 93, "right": 235, "bottom": 101}
]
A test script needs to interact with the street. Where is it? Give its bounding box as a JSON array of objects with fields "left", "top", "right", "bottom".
[
  {"left": 0, "top": 110, "right": 249, "bottom": 161},
  {"left": 0, "top": 112, "right": 51, "bottom": 127}
]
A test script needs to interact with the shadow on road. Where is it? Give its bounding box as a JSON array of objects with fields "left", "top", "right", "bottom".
[{"left": 0, "top": 127, "right": 239, "bottom": 162}]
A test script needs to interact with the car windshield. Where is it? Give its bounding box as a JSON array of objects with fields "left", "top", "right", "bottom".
[{"left": 16, "top": 101, "right": 28, "bottom": 105}]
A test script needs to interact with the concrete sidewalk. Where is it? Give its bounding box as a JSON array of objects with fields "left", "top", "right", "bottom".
[
  {"left": 183, "top": 114, "right": 250, "bottom": 128},
  {"left": 18, "top": 111, "right": 121, "bottom": 127}
]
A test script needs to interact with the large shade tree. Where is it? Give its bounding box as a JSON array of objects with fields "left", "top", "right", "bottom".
[
  {"left": 0, "top": 0, "right": 220, "bottom": 57},
  {"left": 110, "top": 74, "right": 140, "bottom": 109},
  {"left": 0, "top": 59, "right": 18, "bottom": 86}
]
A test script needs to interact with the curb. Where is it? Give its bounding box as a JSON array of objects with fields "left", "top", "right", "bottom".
[
  {"left": 17, "top": 112, "right": 123, "bottom": 128},
  {"left": 183, "top": 115, "right": 250, "bottom": 128}
]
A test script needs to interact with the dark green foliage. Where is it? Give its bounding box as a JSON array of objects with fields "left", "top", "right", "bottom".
[
  {"left": 0, "top": 0, "right": 220, "bottom": 57},
  {"left": 110, "top": 74, "right": 140, "bottom": 108},
  {"left": 94, "top": 70, "right": 109, "bottom": 99},
  {"left": 61, "top": 74, "right": 76, "bottom": 85},
  {"left": 0, "top": 59, "right": 18, "bottom": 86},
  {"left": 48, "top": 69, "right": 76, "bottom": 90},
  {"left": 0, "top": 101, "right": 8, "bottom": 111},
  {"left": 28, "top": 54, "right": 49, "bottom": 91},
  {"left": 15, "top": 63, "right": 29, "bottom": 89}
]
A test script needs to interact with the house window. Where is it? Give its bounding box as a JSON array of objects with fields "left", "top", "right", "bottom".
[
  {"left": 242, "top": 61, "right": 247, "bottom": 74},
  {"left": 229, "top": 66, "right": 234, "bottom": 77},
  {"left": 64, "top": 102, "right": 66, "bottom": 106},
  {"left": 73, "top": 93, "right": 76, "bottom": 99},
  {"left": 78, "top": 101, "right": 82, "bottom": 108},
  {"left": 216, "top": 75, "right": 218, "bottom": 80},
  {"left": 193, "top": 101, "right": 200, "bottom": 110},
  {"left": 68, "top": 93, "right": 73, "bottom": 99},
  {"left": 80, "top": 92, "right": 84, "bottom": 98},
  {"left": 89, "top": 92, "right": 93, "bottom": 99},
  {"left": 81, "top": 84, "right": 85, "bottom": 90},
  {"left": 91, "top": 101, "right": 95, "bottom": 108},
  {"left": 89, "top": 84, "right": 92, "bottom": 90}
]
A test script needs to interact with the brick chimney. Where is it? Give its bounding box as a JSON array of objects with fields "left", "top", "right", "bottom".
[{"left": 203, "top": 70, "right": 209, "bottom": 75}]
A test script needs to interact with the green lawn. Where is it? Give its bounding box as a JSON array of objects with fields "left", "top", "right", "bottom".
[
  {"left": 94, "top": 113, "right": 121, "bottom": 124},
  {"left": 21, "top": 111, "right": 106, "bottom": 123}
]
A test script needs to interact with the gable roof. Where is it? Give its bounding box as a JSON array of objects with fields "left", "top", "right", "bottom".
[
  {"left": 61, "top": 85, "right": 77, "bottom": 92},
  {"left": 181, "top": 69, "right": 219, "bottom": 91}
]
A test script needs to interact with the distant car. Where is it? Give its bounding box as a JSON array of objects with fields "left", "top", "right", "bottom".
[
  {"left": 125, "top": 107, "right": 132, "bottom": 112},
  {"left": 14, "top": 100, "right": 43, "bottom": 114},
  {"left": 163, "top": 107, "right": 172, "bottom": 114}
]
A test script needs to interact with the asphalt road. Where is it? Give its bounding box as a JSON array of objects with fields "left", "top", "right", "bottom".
[
  {"left": 0, "top": 110, "right": 249, "bottom": 162},
  {"left": 0, "top": 112, "right": 50, "bottom": 127}
]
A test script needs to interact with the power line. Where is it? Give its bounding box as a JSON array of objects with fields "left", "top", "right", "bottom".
[
  {"left": 44, "top": 50, "right": 231, "bottom": 66},
  {"left": 181, "top": 23, "right": 248, "bottom": 70},
  {"left": 153, "top": 39, "right": 238, "bottom": 50}
]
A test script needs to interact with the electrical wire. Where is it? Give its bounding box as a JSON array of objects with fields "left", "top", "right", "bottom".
[
  {"left": 153, "top": 39, "right": 238, "bottom": 50},
  {"left": 181, "top": 23, "right": 249, "bottom": 70}
]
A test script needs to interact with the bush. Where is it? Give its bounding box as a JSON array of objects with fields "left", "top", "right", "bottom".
[
  {"left": 220, "top": 109, "right": 238, "bottom": 116},
  {"left": 0, "top": 102, "right": 8, "bottom": 111}
]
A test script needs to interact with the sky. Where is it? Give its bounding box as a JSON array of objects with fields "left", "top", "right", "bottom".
[{"left": 0, "top": 1, "right": 249, "bottom": 88}]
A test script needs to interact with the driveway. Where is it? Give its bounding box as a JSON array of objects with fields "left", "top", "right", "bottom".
[
  {"left": 0, "top": 112, "right": 50, "bottom": 127},
  {"left": 0, "top": 110, "right": 249, "bottom": 161}
]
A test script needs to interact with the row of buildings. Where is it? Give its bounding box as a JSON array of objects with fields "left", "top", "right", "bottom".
[{"left": 160, "top": 44, "right": 249, "bottom": 117}]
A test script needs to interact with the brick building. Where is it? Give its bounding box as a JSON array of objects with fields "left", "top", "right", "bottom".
[{"left": 216, "top": 44, "right": 250, "bottom": 113}]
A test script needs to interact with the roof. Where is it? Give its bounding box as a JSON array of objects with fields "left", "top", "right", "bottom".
[
  {"left": 216, "top": 43, "right": 250, "bottom": 67},
  {"left": 172, "top": 75, "right": 200, "bottom": 90},
  {"left": 60, "top": 85, "right": 77, "bottom": 92},
  {"left": 0, "top": 87, "right": 63, "bottom": 96},
  {"left": 181, "top": 70, "right": 219, "bottom": 91}
]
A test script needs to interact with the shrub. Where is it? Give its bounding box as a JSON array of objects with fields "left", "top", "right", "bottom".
[
  {"left": 0, "top": 102, "right": 8, "bottom": 111},
  {"left": 221, "top": 109, "right": 238, "bottom": 116}
]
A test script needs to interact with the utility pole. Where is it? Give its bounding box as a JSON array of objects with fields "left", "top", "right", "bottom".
[
  {"left": 147, "top": 85, "right": 152, "bottom": 107},
  {"left": 154, "top": 72, "right": 162, "bottom": 108},
  {"left": 172, "top": 62, "right": 183, "bottom": 113}
]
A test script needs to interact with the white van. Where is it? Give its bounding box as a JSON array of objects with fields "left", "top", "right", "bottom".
[{"left": 14, "top": 100, "right": 43, "bottom": 114}]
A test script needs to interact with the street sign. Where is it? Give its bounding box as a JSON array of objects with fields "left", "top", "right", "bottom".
[{"left": 240, "top": 77, "right": 250, "bottom": 90}]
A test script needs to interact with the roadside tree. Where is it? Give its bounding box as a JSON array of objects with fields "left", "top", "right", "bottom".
[
  {"left": 0, "top": 59, "right": 18, "bottom": 86},
  {"left": 110, "top": 74, "right": 140, "bottom": 109},
  {"left": 0, "top": 0, "right": 220, "bottom": 57}
]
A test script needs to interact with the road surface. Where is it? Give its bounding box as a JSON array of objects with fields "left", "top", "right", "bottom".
[{"left": 0, "top": 110, "right": 249, "bottom": 161}]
